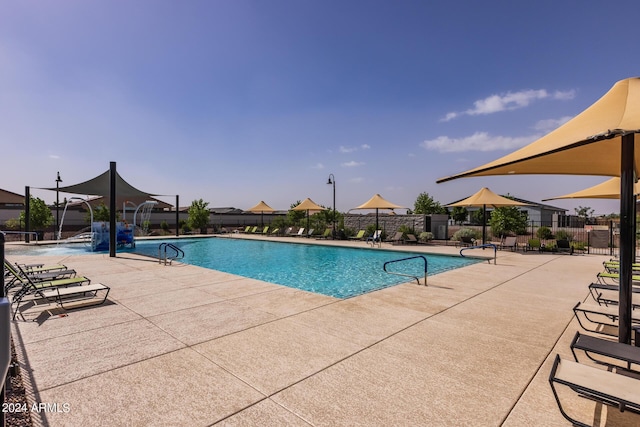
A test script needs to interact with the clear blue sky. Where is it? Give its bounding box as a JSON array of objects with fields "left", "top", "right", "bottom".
[{"left": 2, "top": 0, "right": 639, "bottom": 215}]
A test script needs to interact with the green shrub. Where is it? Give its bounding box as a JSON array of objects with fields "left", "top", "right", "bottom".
[
  {"left": 536, "top": 226, "right": 553, "bottom": 240},
  {"left": 419, "top": 232, "right": 434, "bottom": 242},
  {"left": 452, "top": 228, "right": 481, "bottom": 241},
  {"left": 397, "top": 224, "right": 414, "bottom": 237},
  {"left": 555, "top": 230, "right": 573, "bottom": 241}
]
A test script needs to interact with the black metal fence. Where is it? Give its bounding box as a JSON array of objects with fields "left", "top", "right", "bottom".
[{"left": 448, "top": 220, "right": 625, "bottom": 256}]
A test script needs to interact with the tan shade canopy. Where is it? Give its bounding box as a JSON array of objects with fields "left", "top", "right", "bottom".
[
  {"left": 353, "top": 194, "right": 404, "bottom": 210},
  {"left": 247, "top": 201, "right": 275, "bottom": 213},
  {"left": 291, "top": 198, "right": 326, "bottom": 212},
  {"left": 447, "top": 187, "right": 530, "bottom": 208},
  {"left": 436, "top": 77, "right": 640, "bottom": 344},
  {"left": 437, "top": 77, "right": 640, "bottom": 183},
  {"left": 543, "top": 178, "right": 640, "bottom": 201}
]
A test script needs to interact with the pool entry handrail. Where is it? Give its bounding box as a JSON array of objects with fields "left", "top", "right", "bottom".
[
  {"left": 383, "top": 255, "right": 428, "bottom": 286},
  {"left": 158, "top": 243, "right": 185, "bottom": 265},
  {"left": 459, "top": 243, "right": 497, "bottom": 264}
]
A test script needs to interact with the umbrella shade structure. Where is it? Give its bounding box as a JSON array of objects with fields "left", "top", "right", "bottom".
[
  {"left": 447, "top": 187, "right": 529, "bottom": 244},
  {"left": 542, "top": 177, "right": 640, "bottom": 200},
  {"left": 291, "top": 198, "right": 326, "bottom": 235},
  {"left": 437, "top": 77, "right": 640, "bottom": 344},
  {"left": 247, "top": 200, "right": 275, "bottom": 227},
  {"left": 353, "top": 194, "right": 404, "bottom": 233}
]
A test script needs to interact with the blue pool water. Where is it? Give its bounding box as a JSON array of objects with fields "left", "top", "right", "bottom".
[{"left": 10, "top": 238, "right": 481, "bottom": 298}]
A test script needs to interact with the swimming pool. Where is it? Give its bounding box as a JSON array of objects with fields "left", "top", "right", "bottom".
[
  {"left": 139, "top": 238, "right": 479, "bottom": 298},
  {"left": 8, "top": 238, "right": 481, "bottom": 298}
]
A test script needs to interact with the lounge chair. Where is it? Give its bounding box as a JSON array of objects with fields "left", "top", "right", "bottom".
[
  {"left": 572, "top": 301, "right": 640, "bottom": 336},
  {"left": 366, "top": 230, "right": 382, "bottom": 247},
  {"left": 270, "top": 228, "right": 280, "bottom": 236},
  {"left": 405, "top": 234, "right": 419, "bottom": 245},
  {"left": 588, "top": 282, "right": 640, "bottom": 303},
  {"left": 595, "top": 288, "right": 640, "bottom": 309},
  {"left": 501, "top": 236, "right": 517, "bottom": 251},
  {"left": 11, "top": 265, "right": 109, "bottom": 321},
  {"left": 294, "top": 228, "right": 305, "bottom": 237},
  {"left": 261, "top": 226, "right": 269, "bottom": 234},
  {"left": 456, "top": 236, "right": 475, "bottom": 247},
  {"left": 556, "top": 239, "right": 573, "bottom": 254},
  {"left": 549, "top": 354, "right": 640, "bottom": 427},
  {"left": 597, "top": 271, "right": 640, "bottom": 285},
  {"left": 4, "top": 261, "right": 77, "bottom": 294},
  {"left": 603, "top": 260, "right": 640, "bottom": 273},
  {"left": 316, "top": 228, "right": 332, "bottom": 240},
  {"left": 389, "top": 231, "right": 404, "bottom": 245},
  {"left": 349, "top": 230, "right": 366, "bottom": 241},
  {"left": 570, "top": 331, "right": 640, "bottom": 372}
]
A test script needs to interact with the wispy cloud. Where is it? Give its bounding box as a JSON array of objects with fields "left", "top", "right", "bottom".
[
  {"left": 341, "top": 160, "right": 365, "bottom": 167},
  {"left": 421, "top": 132, "right": 538, "bottom": 153},
  {"left": 49, "top": 154, "right": 60, "bottom": 159},
  {"left": 311, "top": 162, "right": 325, "bottom": 169},
  {"left": 441, "top": 89, "right": 576, "bottom": 122},
  {"left": 349, "top": 177, "right": 364, "bottom": 183},
  {"left": 339, "top": 144, "right": 371, "bottom": 153},
  {"left": 533, "top": 116, "right": 573, "bottom": 132}
]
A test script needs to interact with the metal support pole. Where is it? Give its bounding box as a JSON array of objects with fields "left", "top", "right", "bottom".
[
  {"left": 618, "top": 133, "right": 635, "bottom": 344},
  {"left": 55, "top": 172, "right": 62, "bottom": 240},
  {"left": 175, "top": 195, "right": 179, "bottom": 237},
  {"left": 109, "top": 162, "right": 117, "bottom": 257},
  {"left": 24, "top": 186, "right": 30, "bottom": 243}
]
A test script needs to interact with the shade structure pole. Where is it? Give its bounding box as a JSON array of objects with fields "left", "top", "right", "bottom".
[
  {"left": 24, "top": 186, "right": 30, "bottom": 243},
  {"left": 176, "top": 195, "right": 179, "bottom": 237},
  {"left": 109, "top": 162, "right": 117, "bottom": 258},
  {"left": 482, "top": 204, "right": 487, "bottom": 244},
  {"left": 618, "top": 133, "right": 635, "bottom": 344}
]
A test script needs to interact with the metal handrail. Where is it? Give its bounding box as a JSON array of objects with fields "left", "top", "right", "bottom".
[
  {"left": 383, "top": 255, "right": 428, "bottom": 286},
  {"left": 158, "top": 243, "right": 185, "bottom": 265},
  {"left": 2, "top": 231, "right": 38, "bottom": 243},
  {"left": 459, "top": 243, "right": 498, "bottom": 264}
]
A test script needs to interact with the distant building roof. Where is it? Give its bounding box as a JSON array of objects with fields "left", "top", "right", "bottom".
[{"left": 0, "top": 188, "right": 25, "bottom": 206}]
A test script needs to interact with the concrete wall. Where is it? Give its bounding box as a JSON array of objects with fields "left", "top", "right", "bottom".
[{"left": 343, "top": 214, "right": 448, "bottom": 238}]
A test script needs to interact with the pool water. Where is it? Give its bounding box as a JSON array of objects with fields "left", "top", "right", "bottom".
[
  {"left": 8, "top": 237, "right": 480, "bottom": 298},
  {"left": 132, "top": 238, "right": 479, "bottom": 298}
]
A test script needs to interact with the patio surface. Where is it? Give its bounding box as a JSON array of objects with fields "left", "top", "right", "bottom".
[{"left": 6, "top": 235, "right": 640, "bottom": 426}]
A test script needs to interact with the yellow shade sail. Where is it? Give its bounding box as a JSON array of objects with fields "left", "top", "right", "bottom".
[
  {"left": 437, "top": 77, "right": 640, "bottom": 183},
  {"left": 436, "top": 77, "right": 640, "bottom": 344},
  {"left": 447, "top": 187, "right": 530, "bottom": 208},
  {"left": 543, "top": 178, "right": 640, "bottom": 200}
]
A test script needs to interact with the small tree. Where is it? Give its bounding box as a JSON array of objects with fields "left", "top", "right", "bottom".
[
  {"left": 536, "top": 226, "right": 553, "bottom": 240},
  {"left": 287, "top": 201, "right": 307, "bottom": 226},
  {"left": 187, "top": 199, "right": 210, "bottom": 233},
  {"left": 451, "top": 207, "right": 468, "bottom": 225},
  {"left": 575, "top": 206, "right": 595, "bottom": 224},
  {"left": 92, "top": 202, "right": 111, "bottom": 222},
  {"left": 412, "top": 192, "right": 447, "bottom": 215},
  {"left": 19, "top": 196, "right": 53, "bottom": 231},
  {"left": 489, "top": 206, "right": 528, "bottom": 237}
]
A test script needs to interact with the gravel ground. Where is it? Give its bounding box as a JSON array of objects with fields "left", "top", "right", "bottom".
[{"left": 4, "top": 338, "right": 32, "bottom": 427}]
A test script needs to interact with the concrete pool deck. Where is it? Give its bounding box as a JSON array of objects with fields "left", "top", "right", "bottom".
[{"left": 6, "top": 236, "right": 640, "bottom": 426}]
